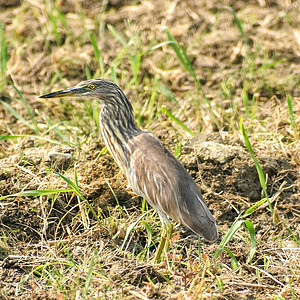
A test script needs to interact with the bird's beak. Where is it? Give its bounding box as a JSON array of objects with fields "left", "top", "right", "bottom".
[{"left": 39, "top": 86, "right": 86, "bottom": 98}]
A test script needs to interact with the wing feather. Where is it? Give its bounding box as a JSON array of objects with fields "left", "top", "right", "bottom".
[{"left": 125, "top": 132, "right": 218, "bottom": 241}]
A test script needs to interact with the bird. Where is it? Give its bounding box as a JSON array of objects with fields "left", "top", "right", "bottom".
[{"left": 40, "top": 79, "right": 218, "bottom": 262}]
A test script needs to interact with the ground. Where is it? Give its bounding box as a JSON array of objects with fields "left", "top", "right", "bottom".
[{"left": 0, "top": 0, "right": 299, "bottom": 299}]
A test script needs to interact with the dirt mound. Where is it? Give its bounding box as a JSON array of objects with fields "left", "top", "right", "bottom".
[{"left": 1, "top": 0, "right": 300, "bottom": 298}]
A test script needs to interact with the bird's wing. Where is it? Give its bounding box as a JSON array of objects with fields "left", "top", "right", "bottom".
[{"left": 125, "top": 132, "right": 218, "bottom": 241}]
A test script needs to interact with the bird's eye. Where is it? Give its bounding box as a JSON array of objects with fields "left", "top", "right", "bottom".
[{"left": 89, "top": 84, "right": 95, "bottom": 90}]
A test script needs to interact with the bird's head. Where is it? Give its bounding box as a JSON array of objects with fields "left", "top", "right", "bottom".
[{"left": 40, "top": 79, "right": 132, "bottom": 110}]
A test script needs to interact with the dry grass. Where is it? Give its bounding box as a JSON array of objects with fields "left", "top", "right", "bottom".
[{"left": 0, "top": 0, "right": 299, "bottom": 299}]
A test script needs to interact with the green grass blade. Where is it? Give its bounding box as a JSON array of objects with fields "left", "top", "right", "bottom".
[
  {"left": 136, "top": 221, "right": 153, "bottom": 261},
  {"left": 0, "top": 189, "right": 73, "bottom": 200},
  {"left": 243, "top": 85, "right": 250, "bottom": 118},
  {"left": 107, "top": 24, "right": 127, "bottom": 48},
  {"left": 223, "top": 248, "right": 239, "bottom": 270},
  {"left": 158, "top": 84, "right": 179, "bottom": 104},
  {"left": 144, "top": 41, "right": 173, "bottom": 55},
  {"left": 274, "top": 296, "right": 285, "bottom": 300},
  {"left": 225, "top": 6, "right": 248, "bottom": 46},
  {"left": 49, "top": 14, "right": 61, "bottom": 45},
  {"left": 54, "top": 171, "right": 103, "bottom": 223},
  {"left": 180, "top": 44, "right": 200, "bottom": 85},
  {"left": 240, "top": 117, "right": 273, "bottom": 216},
  {"left": 216, "top": 219, "right": 256, "bottom": 267},
  {"left": 251, "top": 93, "right": 257, "bottom": 119},
  {"left": 13, "top": 85, "right": 40, "bottom": 134},
  {"left": 140, "top": 220, "right": 153, "bottom": 249},
  {"left": 0, "top": 134, "right": 65, "bottom": 145},
  {"left": 0, "top": 99, "right": 34, "bottom": 130},
  {"left": 257, "top": 58, "right": 285, "bottom": 71},
  {"left": 83, "top": 256, "right": 95, "bottom": 297},
  {"left": 174, "top": 135, "right": 182, "bottom": 159},
  {"left": 243, "top": 220, "right": 256, "bottom": 263},
  {"left": 54, "top": 171, "right": 84, "bottom": 200},
  {"left": 45, "top": 118, "right": 72, "bottom": 145},
  {"left": 54, "top": 6, "right": 69, "bottom": 33},
  {"left": 287, "top": 94, "right": 298, "bottom": 140},
  {"left": 61, "top": 242, "right": 77, "bottom": 266},
  {"left": 163, "top": 27, "right": 220, "bottom": 129},
  {"left": 21, "top": 189, "right": 73, "bottom": 196},
  {"left": 163, "top": 27, "right": 206, "bottom": 97},
  {"left": 240, "top": 122, "right": 266, "bottom": 190},
  {"left": 214, "top": 219, "right": 244, "bottom": 258},
  {"left": 0, "top": 135, "right": 25, "bottom": 141},
  {"left": 121, "top": 211, "right": 150, "bottom": 251},
  {"left": 161, "top": 106, "right": 195, "bottom": 137},
  {"left": 163, "top": 27, "right": 191, "bottom": 74},
  {"left": 130, "top": 53, "right": 141, "bottom": 85},
  {"left": 147, "top": 76, "right": 158, "bottom": 124},
  {"left": 85, "top": 64, "right": 92, "bottom": 80},
  {"left": 243, "top": 198, "right": 268, "bottom": 218},
  {"left": 94, "top": 146, "right": 108, "bottom": 160},
  {"left": 181, "top": 44, "right": 212, "bottom": 104},
  {"left": 20, "top": 261, "right": 73, "bottom": 286},
  {"left": 105, "top": 178, "right": 120, "bottom": 207},
  {"left": 90, "top": 32, "right": 104, "bottom": 77},
  {"left": 74, "top": 164, "right": 79, "bottom": 187},
  {"left": 280, "top": 219, "right": 300, "bottom": 246},
  {"left": 225, "top": 6, "right": 254, "bottom": 73},
  {"left": 137, "top": 77, "right": 158, "bottom": 127},
  {"left": 110, "top": 66, "right": 117, "bottom": 84},
  {"left": 0, "top": 21, "right": 8, "bottom": 91}
]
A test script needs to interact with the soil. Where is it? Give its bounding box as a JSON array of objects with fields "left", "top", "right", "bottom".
[{"left": 0, "top": 0, "right": 300, "bottom": 299}]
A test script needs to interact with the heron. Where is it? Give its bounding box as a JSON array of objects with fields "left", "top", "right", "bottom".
[{"left": 40, "top": 79, "right": 218, "bottom": 262}]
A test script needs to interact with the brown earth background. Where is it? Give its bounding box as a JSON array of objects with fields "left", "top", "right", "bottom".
[{"left": 0, "top": 0, "right": 300, "bottom": 299}]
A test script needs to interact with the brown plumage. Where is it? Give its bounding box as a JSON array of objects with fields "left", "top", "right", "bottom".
[
  {"left": 40, "top": 79, "right": 218, "bottom": 260},
  {"left": 124, "top": 132, "right": 218, "bottom": 241}
]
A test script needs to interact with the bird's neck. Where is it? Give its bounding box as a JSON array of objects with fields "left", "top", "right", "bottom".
[{"left": 100, "top": 104, "right": 141, "bottom": 171}]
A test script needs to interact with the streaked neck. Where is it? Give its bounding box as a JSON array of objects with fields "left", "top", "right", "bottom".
[{"left": 100, "top": 104, "right": 141, "bottom": 171}]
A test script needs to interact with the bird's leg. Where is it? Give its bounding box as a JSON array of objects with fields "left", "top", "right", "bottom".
[
  {"left": 164, "top": 221, "right": 173, "bottom": 256},
  {"left": 154, "top": 226, "right": 166, "bottom": 263},
  {"left": 154, "top": 216, "right": 173, "bottom": 263}
]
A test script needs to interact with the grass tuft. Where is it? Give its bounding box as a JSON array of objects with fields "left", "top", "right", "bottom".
[{"left": 163, "top": 27, "right": 220, "bottom": 129}]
